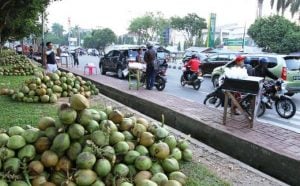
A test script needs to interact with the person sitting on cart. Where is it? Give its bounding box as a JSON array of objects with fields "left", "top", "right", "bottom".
[{"left": 183, "top": 54, "right": 201, "bottom": 81}]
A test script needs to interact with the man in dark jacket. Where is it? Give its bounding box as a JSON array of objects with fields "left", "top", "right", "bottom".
[
  {"left": 143, "top": 42, "right": 156, "bottom": 90},
  {"left": 253, "top": 57, "right": 278, "bottom": 80}
]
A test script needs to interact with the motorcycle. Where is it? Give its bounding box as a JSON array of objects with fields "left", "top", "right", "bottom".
[
  {"left": 180, "top": 67, "right": 203, "bottom": 90},
  {"left": 140, "top": 63, "right": 167, "bottom": 91},
  {"left": 255, "top": 80, "right": 296, "bottom": 119},
  {"left": 204, "top": 79, "right": 296, "bottom": 119}
]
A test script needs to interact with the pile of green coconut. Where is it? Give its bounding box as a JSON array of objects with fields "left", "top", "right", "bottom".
[
  {"left": 0, "top": 94, "right": 192, "bottom": 186},
  {"left": 1, "top": 70, "right": 99, "bottom": 103},
  {"left": 0, "top": 53, "right": 37, "bottom": 76}
]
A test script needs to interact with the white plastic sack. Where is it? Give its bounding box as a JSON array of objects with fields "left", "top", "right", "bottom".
[
  {"left": 128, "top": 62, "right": 144, "bottom": 70},
  {"left": 224, "top": 66, "right": 248, "bottom": 79}
]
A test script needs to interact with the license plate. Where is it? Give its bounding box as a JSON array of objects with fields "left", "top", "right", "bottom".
[{"left": 293, "top": 76, "right": 300, "bottom": 80}]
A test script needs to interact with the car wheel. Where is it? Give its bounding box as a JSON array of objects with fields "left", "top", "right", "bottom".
[
  {"left": 212, "top": 75, "right": 220, "bottom": 88},
  {"left": 117, "top": 67, "right": 124, "bottom": 79},
  {"left": 100, "top": 64, "right": 106, "bottom": 75}
]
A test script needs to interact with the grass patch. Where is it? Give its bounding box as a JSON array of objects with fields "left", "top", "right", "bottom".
[
  {"left": 0, "top": 75, "right": 230, "bottom": 185},
  {"left": 182, "top": 162, "right": 230, "bottom": 186}
]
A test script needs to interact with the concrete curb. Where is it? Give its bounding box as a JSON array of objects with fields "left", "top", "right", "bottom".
[{"left": 61, "top": 68, "right": 299, "bottom": 185}]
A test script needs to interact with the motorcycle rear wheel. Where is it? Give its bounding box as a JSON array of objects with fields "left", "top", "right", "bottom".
[
  {"left": 203, "top": 96, "right": 222, "bottom": 108},
  {"left": 155, "top": 76, "right": 166, "bottom": 91},
  {"left": 275, "top": 97, "right": 296, "bottom": 119},
  {"left": 193, "top": 79, "right": 201, "bottom": 90},
  {"left": 180, "top": 75, "right": 186, "bottom": 86}
]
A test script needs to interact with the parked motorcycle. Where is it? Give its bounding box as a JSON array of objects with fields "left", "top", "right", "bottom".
[
  {"left": 140, "top": 64, "right": 167, "bottom": 91},
  {"left": 204, "top": 79, "right": 296, "bottom": 119},
  {"left": 255, "top": 80, "right": 296, "bottom": 119},
  {"left": 180, "top": 67, "right": 203, "bottom": 90}
]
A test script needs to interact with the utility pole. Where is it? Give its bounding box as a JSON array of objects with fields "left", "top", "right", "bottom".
[{"left": 41, "top": 10, "right": 45, "bottom": 65}]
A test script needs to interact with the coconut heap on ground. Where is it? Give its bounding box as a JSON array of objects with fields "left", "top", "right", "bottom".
[
  {"left": 2, "top": 70, "right": 99, "bottom": 103},
  {"left": 0, "top": 51, "right": 37, "bottom": 76},
  {"left": 0, "top": 94, "right": 192, "bottom": 186}
]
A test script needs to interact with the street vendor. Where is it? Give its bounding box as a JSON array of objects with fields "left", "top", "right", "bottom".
[{"left": 136, "top": 48, "right": 144, "bottom": 63}]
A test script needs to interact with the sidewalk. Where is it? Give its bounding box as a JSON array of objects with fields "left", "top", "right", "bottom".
[{"left": 60, "top": 66, "right": 300, "bottom": 185}]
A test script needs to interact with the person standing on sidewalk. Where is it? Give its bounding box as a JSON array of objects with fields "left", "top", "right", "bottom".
[
  {"left": 143, "top": 42, "right": 156, "bottom": 90},
  {"left": 43, "top": 42, "right": 58, "bottom": 73},
  {"left": 72, "top": 49, "right": 79, "bottom": 67}
]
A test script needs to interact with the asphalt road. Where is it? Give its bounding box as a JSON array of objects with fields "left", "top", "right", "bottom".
[{"left": 73, "top": 55, "right": 300, "bottom": 133}]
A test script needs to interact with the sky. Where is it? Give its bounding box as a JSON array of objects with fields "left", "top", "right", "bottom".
[{"left": 46, "top": 0, "right": 279, "bottom": 35}]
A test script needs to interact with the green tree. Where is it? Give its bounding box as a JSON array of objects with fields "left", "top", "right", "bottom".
[
  {"left": 214, "top": 37, "right": 221, "bottom": 48},
  {"left": 51, "top": 23, "right": 64, "bottom": 37},
  {"left": 83, "top": 28, "right": 117, "bottom": 50},
  {"left": 170, "top": 13, "right": 207, "bottom": 46},
  {"left": 270, "top": 0, "right": 300, "bottom": 17},
  {"left": 128, "top": 12, "right": 169, "bottom": 44},
  {"left": 248, "top": 15, "right": 300, "bottom": 53},
  {"left": 117, "top": 36, "right": 123, "bottom": 44},
  {"left": 0, "top": 0, "right": 58, "bottom": 47}
]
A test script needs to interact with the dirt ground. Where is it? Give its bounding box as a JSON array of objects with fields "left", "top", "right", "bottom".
[{"left": 76, "top": 94, "right": 288, "bottom": 186}]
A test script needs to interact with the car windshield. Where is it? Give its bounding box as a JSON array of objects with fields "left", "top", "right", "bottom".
[
  {"left": 157, "top": 52, "right": 165, "bottom": 59},
  {"left": 285, "top": 57, "right": 300, "bottom": 71},
  {"left": 128, "top": 50, "right": 138, "bottom": 57}
]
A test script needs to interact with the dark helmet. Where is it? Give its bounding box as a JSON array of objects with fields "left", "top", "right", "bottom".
[
  {"left": 146, "top": 42, "right": 153, "bottom": 49},
  {"left": 191, "top": 54, "right": 198, "bottom": 59},
  {"left": 244, "top": 57, "right": 251, "bottom": 65},
  {"left": 259, "top": 57, "right": 268, "bottom": 65}
]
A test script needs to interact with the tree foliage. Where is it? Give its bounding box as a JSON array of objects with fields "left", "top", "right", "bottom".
[
  {"left": 83, "top": 28, "right": 117, "bottom": 49},
  {"left": 170, "top": 13, "right": 207, "bottom": 47},
  {"left": 0, "top": 0, "right": 58, "bottom": 45},
  {"left": 128, "top": 12, "right": 169, "bottom": 44},
  {"left": 51, "top": 22, "right": 64, "bottom": 37},
  {"left": 248, "top": 15, "right": 300, "bottom": 53},
  {"left": 270, "top": 0, "right": 300, "bottom": 17}
]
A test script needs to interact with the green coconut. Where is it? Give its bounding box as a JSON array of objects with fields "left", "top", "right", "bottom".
[
  {"left": 119, "top": 118, "right": 134, "bottom": 131},
  {"left": 79, "top": 109, "right": 101, "bottom": 126},
  {"left": 182, "top": 149, "right": 193, "bottom": 162},
  {"left": 134, "top": 171, "right": 152, "bottom": 185},
  {"left": 31, "top": 175, "right": 47, "bottom": 186},
  {"left": 68, "top": 124, "right": 85, "bottom": 140},
  {"left": 113, "top": 163, "right": 129, "bottom": 177},
  {"left": 135, "top": 156, "right": 152, "bottom": 171},
  {"left": 59, "top": 108, "right": 77, "bottom": 125},
  {"left": 151, "top": 172, "right": 169, "bottom": 185},
  {"left": 94, "top": 158, "right": 111, "bottom": 177},
  {"left": 45, "top": 127, "right": 58, "bottom": 140},
  {"left": 85, "top": 120, "right": 100, "bottom": 134},
  {"left": 163, "top": 135, "right": 177, "bottom": 150},
  {"left": 135, "top": 145, "right": 149, "bottom": 156},
  {"left": 74, "top": 169, "right": 97, "bottom": 186},
  {"left": 0, "top": 147, "right": 15, "bottom": 160},
  {"left": 155, "top": 127, "right": 169, "bottom": 139},
  {"left": 150, "top": 162, "right": 164, "bottom": 175},
  {"left": 101, "top": 146, "right": 116, "bottom": 161},
  {"left": 109, "top": 131, "right": 125, "bottom": 145},
  {"left": 38, "top": 117, "right": 56, "bottom": 130},
  {"left": 8, "top": 126, "right": 24, "bottom": 136},
  {"left": 99, "top": 120, "right": 118, "bottom": 132},
  {"left": 76, "top": 152, "right": 96, "bottom": 169},
  {"left": 124, "top": 150, "right": 141, "bottom": 165},
  {"left": 7, "top": 135, "right": 26, "bottom": 150},
  {"left": 4, "top": 158, "right": 21, "bottom": 174},
  {"left": 18, "top": 144, "right": 36, "bottom": 161},
  {"left": 170, "top": 148, "right": 182, "bottom": 161},
  {"left": 91, "top": 130, "right": 109, "bottom": 147},
  {"left": 136, "top": 180, "right": 158, "bottom": 186},
  {"left": 0, "top": 180, "right": 8, "bottom": 186},
  {"left": 41, "top": 95, "right": 50, "bottom": 103},
  {"left": 70, "top": 94, "right": 90, "bottom": 111},
  {"left": 0, "top": 133, "right": 9, "bottom": 146},
  {"left": 163, "top": 180, "right": 182, "bottom": 186},
  {"left": 177, "top": 139, "right": 189, "bottom": 151},
  {"left": 91, "top": 180, "right": 105, "bottom": 186},
  {"left": 161, "top": 158, "right": 180, "bottom": 173},
  {"left": 50, "top": 133, "right": 70, "bottom": 153},
  {"left": 114, "top": 141, "right": 129, "bottom": 155},
  {"left": 41, "top": 150, "right": 59, "bottom": 168},
  {"left": 169, "top": 171, "right": 187, "bottom": 185},
  {"left": 67, "top": 142, "right": 82, "bottom": 161},
  {"left": 123, "top": 131, "right": 134, "bottom": 141},
  {"left": 22, "top": 128, "right": 40, "bottom": 143},
  {"left": 153, "top": 142, "right": 170, "bottom": 160},
  {"left": 120, "top": 182, "right": 133, "bottom": 186}
]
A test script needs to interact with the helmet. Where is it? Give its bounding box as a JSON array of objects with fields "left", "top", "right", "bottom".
[
  {"left": 235, "top": 55, "right": 245, "bottom": 63},
  {"left": 191, "top": 54, "right": 198, "bottom": 59},
  {"left": 146, "top": 42, "right": 153, "bottom": 49},
  {"left": 259, "top": 57, "right": 268, "bottom": 65},
  {"left": 244, "top": 57, "right": 250, "bottom": 65}
]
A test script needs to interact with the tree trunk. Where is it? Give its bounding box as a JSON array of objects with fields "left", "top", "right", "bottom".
[{"left": 257, "top": 0, "right": 263, "bottom": 18}]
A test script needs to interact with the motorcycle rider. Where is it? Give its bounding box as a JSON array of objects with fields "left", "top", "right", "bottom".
[
  {"left": 252, "top": 57, "right": 278, "bottom": 80},
  {"left": 183, "top": 54, "right": 201, "bottom": 81}
]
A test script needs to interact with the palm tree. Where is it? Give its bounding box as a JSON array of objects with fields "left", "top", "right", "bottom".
[
  {"left": 257, "top": 0, "right": 264, "bottom": 18},
  {"left": 270, "top": 0, "right": 300, "bottom": 17}
]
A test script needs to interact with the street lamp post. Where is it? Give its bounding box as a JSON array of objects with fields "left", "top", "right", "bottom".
[{"left": 41, "top": 10, "right": 45, "bottom": 65}]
